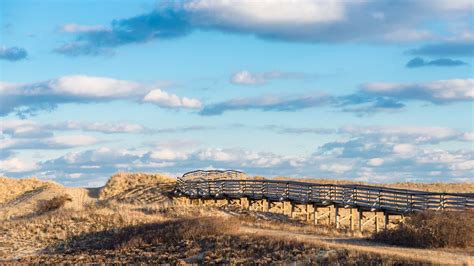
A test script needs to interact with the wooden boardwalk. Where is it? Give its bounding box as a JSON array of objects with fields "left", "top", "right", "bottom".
[{"left": 175, "top": 170, "right": 474, "bottom": 231}]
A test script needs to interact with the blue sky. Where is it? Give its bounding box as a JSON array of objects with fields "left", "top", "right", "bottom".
[{"left": 1, "top": 0, "right": 473, "bottom": 186}]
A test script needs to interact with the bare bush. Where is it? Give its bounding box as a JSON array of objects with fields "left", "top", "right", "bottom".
[
  {"left": 37, "top": 195, "right": 72, "bottom": 214},
  {"left": 372, "top": 211, "right": 474, "bottom": 248}
]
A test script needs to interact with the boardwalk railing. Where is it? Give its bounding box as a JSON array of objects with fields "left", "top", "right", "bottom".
[{"left": 176, "top": 178, "right": 474, "bottom": 214}]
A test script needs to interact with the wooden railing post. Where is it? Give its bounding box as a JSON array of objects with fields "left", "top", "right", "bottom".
[
  {"left": 440, "top": 193, "right": 446, "bottom": 210},
  {"left": 377, "top": 190, "right": 382, "bottom": 209},
  {"left": 308, "top": 185, "right": 313, "bottom": 203}
]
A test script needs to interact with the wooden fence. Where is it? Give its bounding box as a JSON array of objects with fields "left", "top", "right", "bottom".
[{"left": 176, "top": 178, "right": 474, "bottom": 215}]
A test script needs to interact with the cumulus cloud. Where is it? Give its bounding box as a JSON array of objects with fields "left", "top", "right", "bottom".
[
  {"left": 393, "top": 144, "right": 416, "bottom": 155},
  {"left": 143, "top": 89, "right": 202, "bottom": 108},
  {"left": 231, "top": 71, "right": 265, "bottom": 85},
  {"left": 200, "top": 94, "right": 333, "bottom": 115},
  {"left": 320, "top": 125, "right": 472, "bottom": 161},
  {"left": 2, "top": 123, "right": 472, "bottom": 185},
  {"left": 0, "top": 157, "right": 37, "bottom": 173},
  {"left": 405, "top": 57, "right": 467, "bottom": 68},
  {"left": 0, "top": 75, "right": 202, "bottom": 117},
  {"left": 30, "top": 146, "right": 300, "bottom": 185},
  {"left": 367, "top": 158, "right": 384, "bottom": 166},
  {"left": 7, "top": 132, "right": 473, "bottom": 186},
  {"left": 0, "top": 46, "right": 28, "bottom": 61},
  {"left": 230, "top": 70, "right": 311, "bottom": 85},
  {"left": 320, "top": 163, "right": 353, "bottom": 174},
  {"left": 55, "top": 1, "right": 473, "bottom": 56}
]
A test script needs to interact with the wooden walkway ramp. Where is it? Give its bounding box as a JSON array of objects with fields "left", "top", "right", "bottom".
[{"left": 175, "top": 170, "right": 474, "bottom": 231}]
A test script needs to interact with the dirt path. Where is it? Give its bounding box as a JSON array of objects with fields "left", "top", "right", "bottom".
[{"left": 239, "top": 226, "right": 474, "bottom": 265}]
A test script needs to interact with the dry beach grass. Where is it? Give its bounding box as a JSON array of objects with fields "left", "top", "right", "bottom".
[{"left": 1, "top": 173, "right": 473, "bottom": 264}]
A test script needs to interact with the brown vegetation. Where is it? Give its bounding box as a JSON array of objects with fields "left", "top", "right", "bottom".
[
  {"left": 0, "top": 176, "right": 60, "bottom": 204},
  {"left": 372, "top": 211, "right": 474, "bottom": 248},
  {"left": 36, "top": 195, "right": 72, "bottom": 215},
  {"left": 15, "top": 216, "right": 420, "bottom": 265},
  {"left": 99, "top": 172, "right": 174, "bottom": 200}
]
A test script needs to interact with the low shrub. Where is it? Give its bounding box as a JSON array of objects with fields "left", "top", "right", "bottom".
[
  {"left": 372, "top": 211, "right": 474, "bottom": 248},
  {"left": 37, "top": 195, "right": 72, "bottom": 214},
  {"left": 115, "top": 216, "right": 237, "bottom": 249}
]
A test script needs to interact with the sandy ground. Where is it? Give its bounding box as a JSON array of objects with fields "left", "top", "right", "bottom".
[{"left": 239, "top": 226, "right": 474, "bottom": 265}]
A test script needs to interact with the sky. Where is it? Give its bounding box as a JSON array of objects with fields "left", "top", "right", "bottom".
[{"left": 0, "top": 0, "right": 473, "bottom": 187}]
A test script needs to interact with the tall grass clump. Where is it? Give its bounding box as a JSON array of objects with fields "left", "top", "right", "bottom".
[
  {"left": 37, "top": 195, "right": 72, "bottom": 214},
  {"left": 372, "top": 211, "right": 473, "bottom": 248}
]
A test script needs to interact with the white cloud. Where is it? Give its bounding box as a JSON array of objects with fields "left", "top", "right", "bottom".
[
  {"left": 50, "top": 120, "right": 147, "bottom": 134},
  {"left": 4, "top": 136, "right": 473, "bottom": 186},
  {"left": 0, "top": 119, "right": 47, "bottom": 138},
  {"left": 196, "top": 148, "right": 236, "bottom": 161},
  {"left": 0, "top": 75, "right": 202, "bottom": 117},
  {"left": 367, "top": 158, "right": 384, "bottom": 166},
  {"left": 55, "top": 0, "right": 474, "bottom": 57},
  {"left": 60, "top": 24, "right": 109, "bottom": 33},
  {"left": 340, "top": 125, "right": 468, "bottom": 144},
  {"left": 230, "top": 70, "right": 310, "bottom": 85},
  {"left": 361, "top": 79, "right": 474, "bottom": 103},
  {"left": 463, "top": 132, "right": 474, "bottom": 141},
  {"left": 48, "top": 135, "right": 99, "bottom": 147},
  {"left": 150, "top": 149, "right": 188, "bottom": 160},
  {"left": 431, "top": 0, "right": 473, "bottom": 11},
  {"left": 0, "top": 157, "right": 37, "bottom": 173},
  {"left": 392, "top": 144, "right": 416, "bottom": 155},
  {"left": 143, "top": 89, "right": 202, "bottom": 109},
  {"left": 1, "top": 134, "right": 100, "bottom": 150},
  {"left": 49, "top": 75, "right": 142, "bottom": 98},
  {"left": 231, "top": 71, "right": 265, "bottom": 85},
  {"left": 320, "top": 163, "right": 353, "bottom": 174},
  {"left": 1, "top": 119, "right": 149, "bottom": 135},
  {"left": 184, "top": 0, "right": 348, "bottom": 25},
  {"left": 451, "top": 160, "right": 474, "bottom": 171}
]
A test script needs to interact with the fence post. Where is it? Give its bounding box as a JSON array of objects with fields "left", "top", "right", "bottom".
[
  {"left": 308, "top": 185, "right": 312, "bottom": 202},
  {"left": 208, "top": 181, "right": 211, "bottom": 197},
  {"left": 440, "top": 193, "right": 446, "bottom": 210}
]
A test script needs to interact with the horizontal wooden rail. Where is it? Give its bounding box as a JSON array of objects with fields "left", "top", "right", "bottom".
[{"left": 176, "top": 178, "right": 474, "bottom": 214}]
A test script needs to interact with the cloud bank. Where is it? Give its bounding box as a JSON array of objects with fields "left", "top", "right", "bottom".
[
  {"left": 0, "top": 75, "right": 202, "bottom": 117},
  {"left": 2, "top": 125, "right": 472, "bottom": 186},
  {"left": 201, "top": 79, "right": 473, "bottom": 115},
  {"left": 55, "top": 0, "right": 473, "bottom": 56}
]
